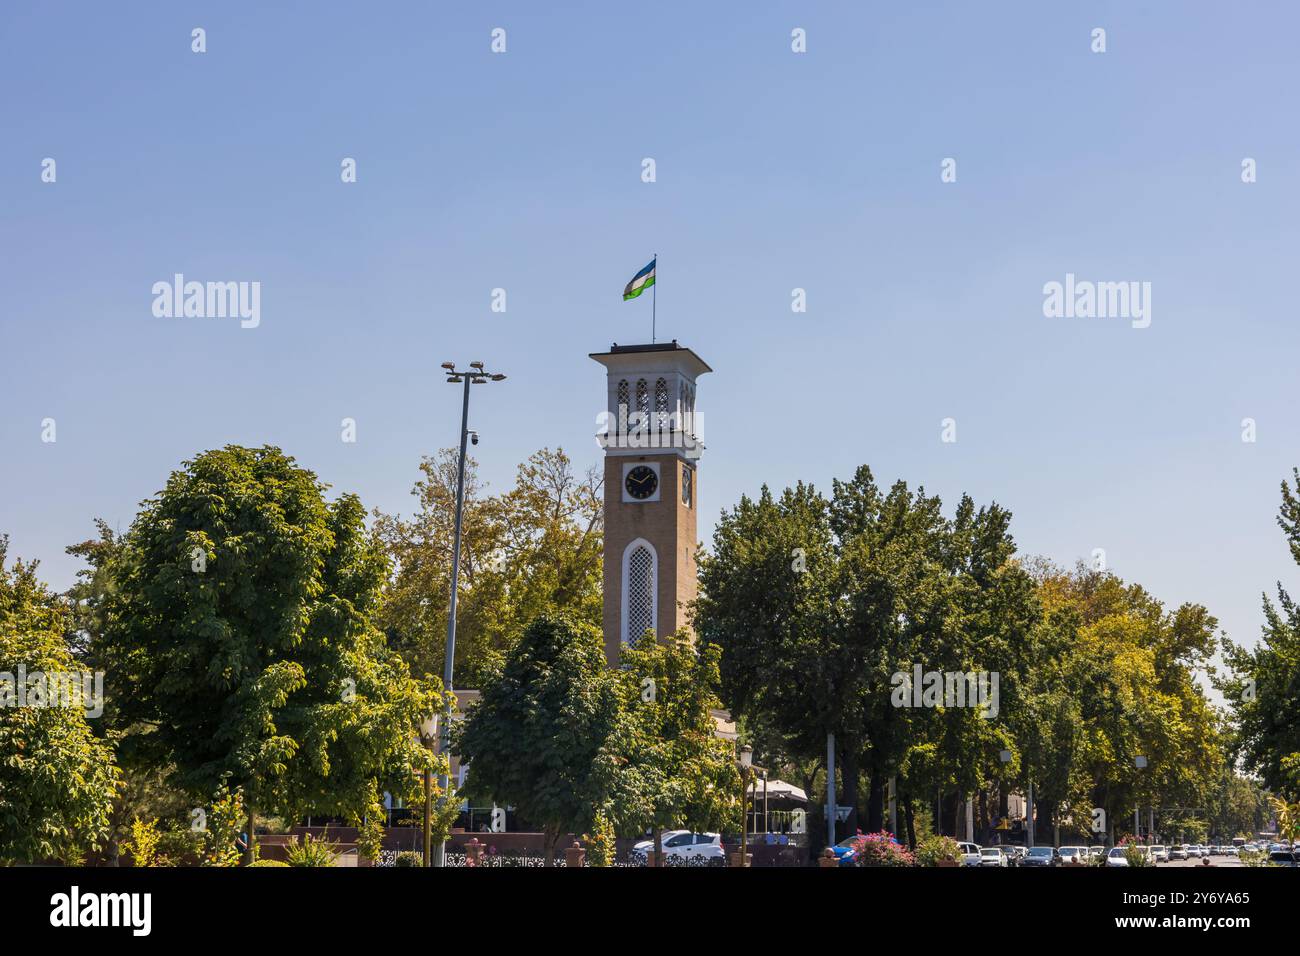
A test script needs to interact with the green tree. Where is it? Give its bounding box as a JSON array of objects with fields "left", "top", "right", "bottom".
[
  {"left": 375, "top": 447, "right": 602, "bottom": 688},
  {"left": 1219, "top": 468, "right": 1300, "bottom": 799},
  {"left": 0, "top": 536, "right": 119, "bottom": 864},
  {"left": 697, "top": 467, "right": 1038, "bottom": 837},
  {"left": 602, "top": 631, "right": 741, "bottom": 857},
  {"left": 99, "top": 445, "right": 448, "bottom": 863},
  {"left": 456, "top": 613, "right": 619, "bottom": 865}
]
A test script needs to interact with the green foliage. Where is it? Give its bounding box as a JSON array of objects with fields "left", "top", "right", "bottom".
[
  {"left": 584, "top": 811, "right": 616, "bottom": 867},
  {"left": 696, "top": 466, "right": 1227, "bottom": 842},
  {"left": 285, "top": 832, "right": 340, "bottom": 867},
  {"left": 458, "top": 613, "right": 620, "bottom": 862},
  {"left": 1219, "top": 469, "right": 1300, "bottom": 800},
  {"left": 153, "top": 826, "right": 202, "bottom": 866},
  {"left": 696, "top": 468, "right": 1040, "bottom": 831},
  {"left": 96, "top": 445, "right": 448, "bottom": 831},
  {"left": 375, "top": 448, "right": 603, "bottom": 688},
  {"left": 393, "top": 850, "right": 423, "bottom": 867},
  {"left": 0, "top": 536, "right": 120, "bottom": 864},
  {"left": 200, "top": 780, "right": 245, "bottom": 867},
  {"left": 600, "top": 631, "right": 741, "bottom": 837},
  {"left": 914, "top": 833, "right": 962, "bottom": 866},
  {"left": 355, "top": 808, "right": 386, "bottom": 863},
  {"left": 1121, "top": 840, "right": 1152, "bottom": 867},
  {"left": 123, "top": 817, "right": 162, "bottom": 867},
  {"left": 250, "top": 859, "right": 288, "bottom": 867}
]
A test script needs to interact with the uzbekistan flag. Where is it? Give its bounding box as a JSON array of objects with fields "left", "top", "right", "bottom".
[{"left": 623, "top": 258, "right": 656, "bottom": 301}]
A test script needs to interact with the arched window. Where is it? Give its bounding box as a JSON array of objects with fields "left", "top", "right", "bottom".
[
  {"left": 617, "top": 379, "right": 629, "bottom": 414},
  {"left": 623, "top": 539, "right": 657, "bottom": 644},
  {"left": 635, "top": 379, "right": 649, "bottom": 427},
  {"left": 654, "top": 377, "right": 669, "bottom": 432}
]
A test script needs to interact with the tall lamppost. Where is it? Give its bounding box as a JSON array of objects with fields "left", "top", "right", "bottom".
[
  {"left": 420, "top": 714, "right": 438, "bottom": 866},
  {"left": 431, "top": 361, "right": 506, "bottom": 868},
  {"left": 737, "top": 744, "right": 754, "bottom": 868}
]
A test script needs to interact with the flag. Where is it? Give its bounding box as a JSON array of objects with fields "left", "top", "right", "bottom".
[{"left": 623, "top": 258, "right": 656, "bottom": 301}]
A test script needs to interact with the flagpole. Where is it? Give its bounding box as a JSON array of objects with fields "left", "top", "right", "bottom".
[{"left": 652, "top": 253, "right": 657, "bottom": 343}]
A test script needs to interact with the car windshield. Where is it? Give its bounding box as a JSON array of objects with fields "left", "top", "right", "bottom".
[
  {"left": 981, "top": 849, "right": 999, "bottom": 855},
  {"left": 1108, "top": 848, "right": 1125, "bottom": 857},
  {"left": 836, "top": 837, "right": 859, "bottom": 849},
  {"left": 1028, "top": 848, "right": 1051, "bottom": 857}
]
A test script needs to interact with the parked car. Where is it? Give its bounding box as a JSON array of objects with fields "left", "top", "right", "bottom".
[
  {"left": 630, "top": 830, "right": 725, "bottom": 865},
  {"left": 1023, "top": 846, "right": 1058, "bottom": 867},
  {"left": 957, "top": 842, "right": 982, "bottom": 867},
  {"left": 1169, "top": 845, "right": 1188, "bottom": 861},
  {"left": 1005, "top": 845, "right": 1026, "bottom": 866},
  {"left": 1150, "top": 845, "right": 1169, "bottom": 863},
  {"left": 1267, "top": 849, "right": 1298, "bottom": 867},
  {"left": 979, "top": 847, "right": 1009, "bottom": 867},
  {"left": 828, "top": 836, "right": 862, "bottom": 867},
  {"left": 1105, "top": 846, "right": 1130, "bottom": 868},
  {"left": 1088, "top": 845, "right": 1106, "bottom": 860},
  {"left": 1058, "top": 846, "right": 1088, "bottom": 865}
]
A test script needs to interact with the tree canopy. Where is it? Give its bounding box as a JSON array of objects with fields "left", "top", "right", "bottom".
[
  {"left": 96, "top": 445, "right": 447, "bottom": 846},
  {"left": 0, "top": 535, "right": 119, "bottom": 864}
]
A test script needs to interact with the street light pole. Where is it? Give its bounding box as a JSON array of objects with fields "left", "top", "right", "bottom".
[
  {"left": 737, "top": 744, "right": 753, "bottom": 868},
  {"left": 431, "top": 362, "right": 505, "bottom": 868}
]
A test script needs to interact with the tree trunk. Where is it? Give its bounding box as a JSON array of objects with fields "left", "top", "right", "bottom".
[
  {"left": 543, "top": 827, "right": 558, "bottom": 867},
  {"left": 902, "top": 794, "right": 917, "bottom": 848},
  {"left": 866, "top": 768, "right": 885, "bottom": 833},
  {"left": 1035, "top": 801, "right": 1055, "bottom": 846},
  {"left": 838, "top": 746, "right": 861, "bottom": 836},
  {"left": 653, "top": 827, "right": 663, "bottom": 867}
]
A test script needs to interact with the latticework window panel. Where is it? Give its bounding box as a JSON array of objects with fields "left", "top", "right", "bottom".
[
  {"left": 635, "top": 379, "right": 649, "bottom": 425},
  {"left": 625, "top": 544, "right": 656, "bottom": 643},
  {"left": 654, "top": 377, "right": 669, "bottom": 431}
]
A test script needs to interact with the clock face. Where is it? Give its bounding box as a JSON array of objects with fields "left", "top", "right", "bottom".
[{"left": 625, "top": 464, "right": 658, "bottom": 500}]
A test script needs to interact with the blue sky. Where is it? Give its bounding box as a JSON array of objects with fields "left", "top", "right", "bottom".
[{"left": 2, "top": 1, "right": 1298, "bottom": 667}]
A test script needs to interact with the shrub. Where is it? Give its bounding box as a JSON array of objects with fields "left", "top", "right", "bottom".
[
  {"left": 584, "top": 813, "right": 615, "bottom": 868},
  {"left": 914, "top": 834, "right": 962, "bottom": 867},
  {"left": 123, "top": 818, "right": 162, "bottom": 867},
  {"left": 1120, "top": 839, "right": 1152, "bottom": 868},
  {"left": 153, "top": 827, "right": 203, "bottom": 866},
  {"left": 355, "top": 813, "right": 385, "bottom": 864},
  {"left": 394, "top": 851, "right": 423, "bottom": 867},
  {"left": 250, "top": 859, "right": 288, "bottom": 867},
  {"left": 850, "top": 831, "right": 916, "bottom": 867},
  {"left": 285, "top": 833, "right": 340, "bottom": 867}
]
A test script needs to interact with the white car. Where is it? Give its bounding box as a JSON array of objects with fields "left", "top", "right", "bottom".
[
  {"left": 1150, "top": 845, "right": 1168, "bottom": 863},
  {"left": 1105, "top": 847, "right": 1129, "bottom": 867},
  {"left": 630, "top": 830, "right": 725, "bottom": 865},
  {"left": 1169, "top": 845, "right": 1188, "bottom": 861},
  {"left": 979, "top": 847, "right": 1009, "bottom": 867},
  {"left": 957, "top": 842, "right": 982, "bottom": 867},
  {"left": 1058, "top": 846, "right": 1087, "bottom": 865}
]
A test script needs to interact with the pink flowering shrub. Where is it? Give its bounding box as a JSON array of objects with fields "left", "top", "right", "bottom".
[{"left": 850, "top": 831, "right": 916, "bottom": 867}]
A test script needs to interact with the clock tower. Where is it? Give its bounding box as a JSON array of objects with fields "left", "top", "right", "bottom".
[{"left": 590, "top": 341, "right": 711, "bottom": 664}]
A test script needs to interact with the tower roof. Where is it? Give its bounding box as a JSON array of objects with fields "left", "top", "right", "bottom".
[{"left": 589, "top": 340, "right": 712, "bottom": 376}]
